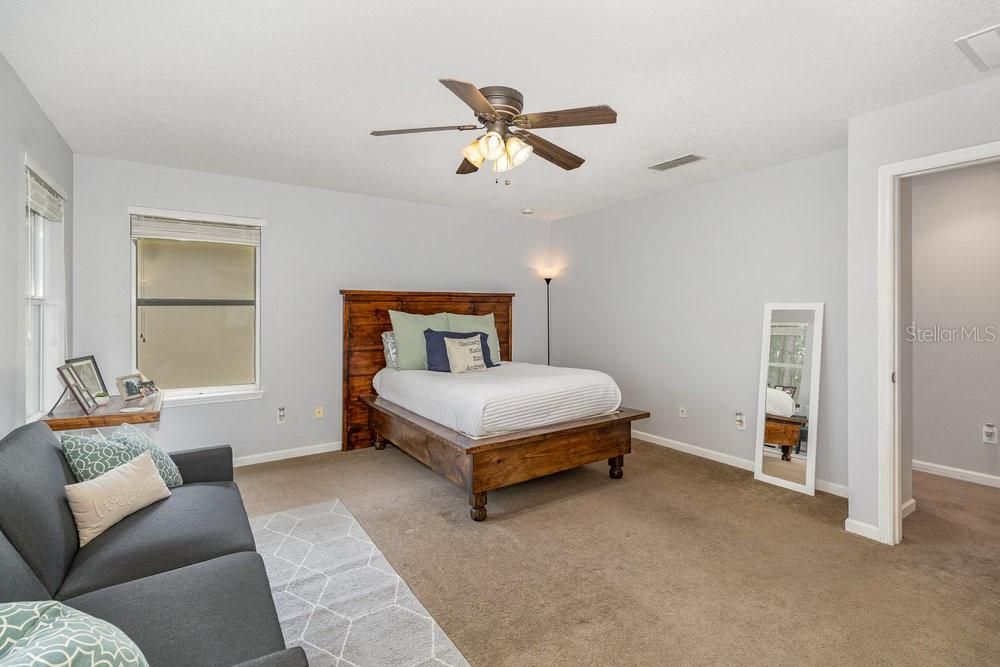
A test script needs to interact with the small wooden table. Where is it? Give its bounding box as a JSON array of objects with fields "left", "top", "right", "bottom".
[
  {"left": 764, "top": 413, "right": 807, "bottom": 461},
  {"left": 41, "top": 393, "right": 164, "bottom": 432}
]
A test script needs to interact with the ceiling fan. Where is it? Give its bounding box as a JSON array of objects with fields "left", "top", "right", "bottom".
[{"left": 370, "top": 79, "right": 617, "bottom": 174}]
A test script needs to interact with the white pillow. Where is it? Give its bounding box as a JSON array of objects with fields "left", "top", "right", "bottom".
[
  {"left": 64, "top": 451, "right": 171, "bottom": 547},
  {"left": 381, "top": 331, "right": 399, "bottom": 369},
  {"left": 765, "top": 387, "right": 796, "bottom": 417},
  {"left": 444, "top": 336, "right": 488, "bottom": 373}
]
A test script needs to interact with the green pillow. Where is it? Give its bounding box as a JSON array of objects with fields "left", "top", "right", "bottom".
[
  {"left": 389, "top": 310, "right": 448, "bottom": 370},
  {"left": 0, "top": 601, "right": 148, "bottom": 666},
  {"left": 446, "top": 313, "right": 502, "bottom": 364},
  {"left": 60, "top": 424, "right": 183, "bottom": 488}
]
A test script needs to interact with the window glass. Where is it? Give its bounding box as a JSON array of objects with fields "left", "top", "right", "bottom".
[{"left": 134, "top": 236, "right": 258, "bottom": 390}]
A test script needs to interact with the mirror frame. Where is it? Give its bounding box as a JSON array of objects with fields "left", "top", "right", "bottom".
[{"left": 753, "top": 302, "right": 824, "bottom": 495}]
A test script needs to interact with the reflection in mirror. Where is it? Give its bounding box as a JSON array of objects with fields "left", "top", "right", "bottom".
[{"left": 754, "top": 303, "right": 824, "bottom": 495}]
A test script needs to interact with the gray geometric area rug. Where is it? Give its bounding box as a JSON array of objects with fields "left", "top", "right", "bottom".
[{"left": 252, "top": 499, "right": 470, "bottom": 667}]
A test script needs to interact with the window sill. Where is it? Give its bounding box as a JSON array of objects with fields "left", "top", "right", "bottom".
[{"left": 163, "top": 389, "right": 264, "bottom": 407}]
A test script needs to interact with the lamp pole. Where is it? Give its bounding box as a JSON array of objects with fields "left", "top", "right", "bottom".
[{"left": 545, "top": 277, "right": 552, "bottom": 365}]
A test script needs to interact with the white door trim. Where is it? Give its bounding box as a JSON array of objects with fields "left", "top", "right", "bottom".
[{"left": 875, "top": 139, "right": 1000, "bottom": 545}]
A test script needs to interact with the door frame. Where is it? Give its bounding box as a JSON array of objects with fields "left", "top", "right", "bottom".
[{"left": 875, "top": 139, "right": 1000, "bottom": 545}]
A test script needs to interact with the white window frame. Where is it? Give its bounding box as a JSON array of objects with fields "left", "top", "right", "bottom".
[
  {"left": 128, "top": 206, "right": 265, "bottom": 407},
  {"left": 24, "top": 155, "right": 67, "bottom": 422}
]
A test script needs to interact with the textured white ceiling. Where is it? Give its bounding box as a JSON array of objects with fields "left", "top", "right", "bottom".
[{"left": 1, "top": 1, "right": 997, "bottom": 220}]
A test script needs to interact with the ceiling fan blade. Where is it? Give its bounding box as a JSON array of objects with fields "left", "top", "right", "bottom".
[
  {"left": 456, "top": 158, "right": 480, "bottom": 175},
  {"left": 371, "top": 124, "right": 479, "bottom": 136},
  {"left": 514, "top": 131, "right": 585, "bottom": 170},
  {"left": 439, "top": 79, "right": 497, "bottom": 120},
  {"left": 512, "top": 105, "right": 617, "bottom": 129}
]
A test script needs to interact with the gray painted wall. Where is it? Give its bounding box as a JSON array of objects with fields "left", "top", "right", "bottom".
[
  {"left": 0, "top": 52, "right": 73, "bottom": 435},
  {"left": 846, "top": 75, "right": 1000, "bottom": 528},
  {"left": 902, "top": 161, "right": 1000, "bottom": 478},
  {"left": 549, "top": 149, "right": 848, "bottom": 488},
  {"left": 72, "top": 155, "right": 551, "bottom": 458}
]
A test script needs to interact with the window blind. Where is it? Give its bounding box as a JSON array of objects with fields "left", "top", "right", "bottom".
[
  {"left": 26, "top": 168, "right": 64, "bottom": 222},
  {"left": 130, "top": 215, "right": 261, "bottom": 246}
]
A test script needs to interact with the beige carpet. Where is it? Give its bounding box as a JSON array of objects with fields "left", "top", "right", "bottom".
[
  {"left": 235, "top": 441, "right": 1000, "bottom": 665},
  {"left": 761, "top": 454, "right": 806, "bottom": 484}
]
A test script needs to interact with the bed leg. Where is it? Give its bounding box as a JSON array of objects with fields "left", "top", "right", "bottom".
[
  {"left": 373, "top": 433, "right": 386, "bottom": 450},
  {"left": 470, "top": 492, "right": 487, "bottom": 521},
  {"left": 608, "top": 455, "right": 624, "bottom": 479}
]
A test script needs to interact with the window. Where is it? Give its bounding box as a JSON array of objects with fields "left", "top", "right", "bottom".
[
  {"left": 767, "top": 322, "right": 808, "bottom": 401},
  {"left": 25, "top": 165, "right": 67, "bottom": 420},
  {"left": 130, "top": 211, "right": 262, "bottom": 400}
]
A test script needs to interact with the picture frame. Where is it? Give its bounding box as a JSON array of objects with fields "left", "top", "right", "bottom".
[
  {"left": 64, "top": 355, "right": 107, "bottom": 397},
  {"left": 57, "top": 364, "right": 99, "bottom": 414},
  {"left": 138, "top": 380, "right": 159, "bottom": 397},
  {"left": 116, "top": 373, "right": 146, "bottom": 402}
]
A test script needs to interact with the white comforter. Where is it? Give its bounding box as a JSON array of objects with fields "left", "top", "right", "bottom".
[{"left": 372, "top": 362, "right": 622, "bottom": 437}]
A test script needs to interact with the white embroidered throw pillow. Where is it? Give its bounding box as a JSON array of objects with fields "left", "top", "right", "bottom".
[
  {"left": 64, "top": 451, "right": 171, "bottom": 547},
  {"left": 444, "top": 336, "right": 488, "bottom": 373}
]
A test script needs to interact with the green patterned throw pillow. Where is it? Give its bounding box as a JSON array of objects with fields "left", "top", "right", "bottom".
[
  {"left": 0, "top": 601, "right": 148, "bottom": 666},
  {"left": 60, "top": 424, "right": 183, "bottom": 488}
]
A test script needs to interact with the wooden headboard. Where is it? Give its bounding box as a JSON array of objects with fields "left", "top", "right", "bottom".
[{"left": 340, "top": 290, "right": 514, "bottom": 450}]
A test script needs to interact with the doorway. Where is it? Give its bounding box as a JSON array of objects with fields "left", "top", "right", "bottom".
[{"left": 876, "top": 140, "right": 1000, "bottom": 545}]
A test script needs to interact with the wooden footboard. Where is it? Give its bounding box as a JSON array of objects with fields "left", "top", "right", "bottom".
[{"left": 363, "top": 395, "right": 650, "bottom": 520}]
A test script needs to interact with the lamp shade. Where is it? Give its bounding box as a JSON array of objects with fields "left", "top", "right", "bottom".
[
  {"left": 537, "top": 266, "right": 560, "bottom": 280},
  {"left": 506, "top": 136, "right": 533, "bottom": 167},
  {"left": 493, "top": 150, "right": 513, "bottom": 173},
  {"left": 462, "top": 140, "right": 485, "bottom": 168},
  {"left": 477, "top": 130, "right": 505, "bottom": 161}
]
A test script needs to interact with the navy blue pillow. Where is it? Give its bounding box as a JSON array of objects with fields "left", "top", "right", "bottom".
[{"left": 424, "top": 329, "right": 496, "bottom": 372}]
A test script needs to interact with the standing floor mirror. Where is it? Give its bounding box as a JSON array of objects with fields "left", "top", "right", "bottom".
[{"left": 754, "top": 303, "right": 824, "bottom": 495}]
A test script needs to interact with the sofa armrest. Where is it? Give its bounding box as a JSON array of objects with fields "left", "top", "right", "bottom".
[
  {"left": 232, "top": 647, "right": 308, "bottom": 667},
  {"left": 169, "top": 445, "right": 234, "bottom": 483}
]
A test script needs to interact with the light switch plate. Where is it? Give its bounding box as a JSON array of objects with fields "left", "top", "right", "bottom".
[{"left": 314, "top": 405, "right": 324, "bottom": 420}]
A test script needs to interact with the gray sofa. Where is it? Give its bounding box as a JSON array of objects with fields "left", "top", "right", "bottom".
[{"left": 0, "top": 422, "right": 306, "bottom": 667}]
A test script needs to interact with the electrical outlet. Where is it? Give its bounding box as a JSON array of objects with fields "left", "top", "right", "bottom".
[
  {"left": 277, "top": 406, "right": 287, "bottom": 425},
  {"left": 313, "top": 405, "right": 324, "bottom": 420},
  {"left": 678, "top": 405, "right": 688, "bottom": 418},
  {"left": 735, "top": 411, "right": 747, "bottom": 430},
  {"left": 984, "top": 423, "right": 998, "bottom": 445}
]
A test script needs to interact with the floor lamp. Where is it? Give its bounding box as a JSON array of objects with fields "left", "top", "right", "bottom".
[{"left": 537, "top": 267, "right": 560, "bottom": 365}]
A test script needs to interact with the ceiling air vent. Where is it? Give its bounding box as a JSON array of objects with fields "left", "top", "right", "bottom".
[
  {"left": 648, "top": 154, "right": 704, "bottom": 172},
  {"left": 955, "top": 24, "right": 1000, "bottom": 71}
]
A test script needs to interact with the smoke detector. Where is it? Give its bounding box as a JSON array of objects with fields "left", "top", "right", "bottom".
[
  {"left": 955, "top": 24, "right": 1000, "bottom": 71},
  {"left": 521, "top": 208, "right": 534, "bottom": 216},
  {"left": 648, "top": 154, "right": 705, "bottom": 172}
]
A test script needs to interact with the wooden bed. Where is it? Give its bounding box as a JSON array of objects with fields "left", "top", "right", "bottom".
[{"left": 341, "top": 289, "right": 650, "bottom": 520}]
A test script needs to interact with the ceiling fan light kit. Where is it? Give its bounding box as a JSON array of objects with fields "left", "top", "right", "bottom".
[
  {"left": 461, "top": 141, "right": 485, "bottom": 168},
  {"left": 477, "top": 130, "right": 506, "bottom": 161},
  {"left": 371, "top": 78, "right": 616, "bottom": 175}
]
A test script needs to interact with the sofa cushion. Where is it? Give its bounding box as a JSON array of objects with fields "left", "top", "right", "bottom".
[
  {"left": 0, "top": 422, "right": 79, "bottom": 596},
  {"left": 64, "top": 552, "right": 286, "bottom": 667},
  {"left": 57, "top": 481, "right": 255, "bottom": 599},
  {"left": 0, "top": 530, "right": 50, "bottom": 603},
  {"left": 60, "top": 424, "right": 184, "bottom": 487},
  {"left": 0, "top": 601, "right": 148, "bottom": 666},
  {"left": 64, "top": 451, "right": 172, "bottom": 548}
]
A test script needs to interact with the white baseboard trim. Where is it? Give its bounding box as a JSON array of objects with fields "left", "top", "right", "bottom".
[
  {"left": 901, "top": 497, "right": 917, "bottom": 519},
  {"left": 844, "top": 518, "right": 880, "bottom": 541},
  {"left": 234, "top": 441, "right": 341, "bottom": 467},
  {"left": 632, "top": 428, "right": 848, "bottom": 498},
  {"left": 632, "top": 429, "right": 753, "bottom": 471},
  {"left": 912, "top": 459, "right": 1000, "bottom": 489},
  {"left": 815, "top": 479, "right": 849, "bottom": 498}
]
